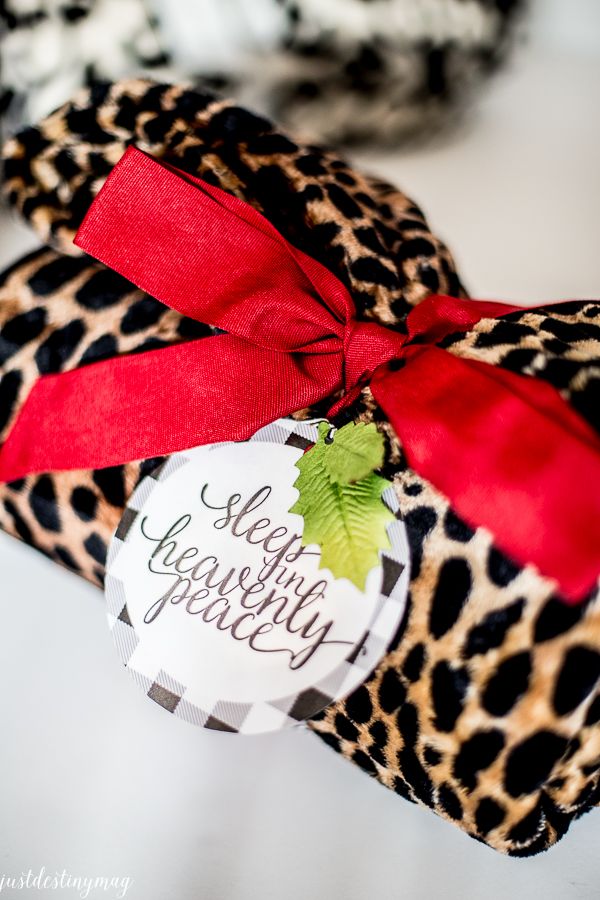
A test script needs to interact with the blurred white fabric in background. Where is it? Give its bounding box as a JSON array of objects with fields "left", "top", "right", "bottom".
[
  {"left": 144, "top": 0, "right": 288, "bottom": 70},
  {"left": 0, "top": 1, "right": 599, "bottom": 898},
  {"left": 1, "top": 0, "right": 524, "bottom": 142}
]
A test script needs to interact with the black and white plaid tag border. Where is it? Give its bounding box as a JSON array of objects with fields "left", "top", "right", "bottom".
[{"left": 105, "top": 419, "right": 410, "bottom": 734}]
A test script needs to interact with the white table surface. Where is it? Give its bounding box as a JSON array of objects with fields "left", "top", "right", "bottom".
[{"left": 1, "top": 1, "right": 599, "bottom": 898}]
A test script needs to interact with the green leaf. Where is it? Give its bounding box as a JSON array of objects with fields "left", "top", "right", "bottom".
[
  {"left": 289, "top": 421, "right": 394, "bottom": 589},
  {"left": 323, "top": 421, "right": 386, "bottom": 484}
]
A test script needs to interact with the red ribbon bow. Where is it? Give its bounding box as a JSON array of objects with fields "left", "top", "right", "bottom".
[{"left": 0, "top": 147, "right": 598, "bottom": 603}]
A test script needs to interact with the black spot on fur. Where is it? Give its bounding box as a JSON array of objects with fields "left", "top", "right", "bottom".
[
  {"left": 553, "top": 646, "right": 600, "bottom": 716},
  {"left": 352, "top": 749, "right": 377, "bottom": 776},
  {"left": 463, "top": 598, "right": 525, "bottom": 658},
  {"left": 423, "top": 746, "right": 442, "bottom": 767},
  {"left": 295, "top": 155, "right": 327, "bottom": 177},
  {"left": 397, "top": 237, "right": 436, "bottom": 261},
  {"left": 0, "top": 307, "right": 47, "bottom": 365},
  {"left": 177, "top": 318, "right": 212, "bottom": 340},
  {"left": 84, "top": 532, "right": 107, "bottom": 566},
  {"left": 393, "top": 776, "right": 414, "bottom": 802},
  {"left": 352, "top": 290, "right": 376, "bottom": 314},
  {"left": 319, "top": 732, "right": 341, "bottom": 753},
  {"left": 334, "top": 171, "right": 357, "bottom": 188},
  {"left": 345, "top": 684, "right": 373, "bottom": 724},
  {"left": 66, "top": 106, "right": 114, "bottom": 143},
  {"left": 398, "top": 745, "right": 434, "bottom": 807},
  {"left": 572, "top": 380, "right": 599, "bottom": 433},
  {"left": 246, "top": 134, "right": 298, "bottom": 155},
  {"left": 120, "top": 297, "right": 167, "bottom": 334},
  {"left": 0, "top": 370, "right": 22, "bottom": 435},
  {"left": 54, "top": 149, "right": 81, "bottom": 180},
  {"left": 79, "top": 334, "right": 119, "bottom": 366},
  {"left": 403, "top": 643, "right": 426, "bottom": 682},
  {"left": 27, "top": 256, "right": 89, "bottom": 296},
  {"left": 3, "top": 498, "right": 32, "bottom": 543},
  {"left": 475, "top": 320, "right": 536, "bottom": 348},
  {"left": 29, "top": 476, "right": 60, "bottom": 532},
  {"left": 354, "top": 227, "right": 387, "bottom": 255},
  {"left": 541, "top": 337, "right": 568, "bottom": 357},
  {"left": 114, "top": 95, "right": 139, "bottom": 132},
  {"left": 541, "top": 316, "right": 591, "bottom": 343},
  {"left": 443, "top": 508, "right": 475, "bottom": 543},
  {"left": 584, "top": 695, "right": 600, "bottom": 726},
  {"left": 88, "top": 81, "right": 111, "bottom": 108},
  {"left": 54, "top": 545, "right": 80, "bottom": 571},
  {"left": 71, "top": 487, "right": 98, "bottom": 522},
  {"left": 23, "top": 190, "right": 60, "bottom": 224},
  {"left": 350, "top": 257, "right": 400, "bottom": 291},
  {"left": 482, "top": 652, "right": 531, "bottom": 716},
  {"left": 11, "top": 126, "right": 50, "bottom": 157},
  {"left": 396, "top": 700, "right": 419, "bottom": 745},
  {"left": 453, "top": 730, "right": 505, "bottom": 790},
  {"left": 298, "top": 185, "right": 323, "bottom": 203},
  {"left": 334, "top": 713, "right": 359, "bottom": 743},
  {"left": 208, "top": 105, "right": 272, "bottom": 141},
  {"left": 403, "top": 505, "right": 437, "bottom": 580},
  {"left": 142, "top": 111, "right": 179, "bottom": 144},
  {"left": 487, "top": 547, "right": 520, "bottom": 587},
  {"left": 507, "top": 830, "right": 552, "bottom": 858},
  {"left": 504, "top": 731, "right": 569, "bottom": 798},
  {"left": 507, "top": 800, "right": 544, "bottom": 845},
  {"left": 368, "top": 721, "right": 388, "bottom": 766},
  {"left": 171, "top": 89, "right": 214, "bottom": 120},
  {"left": 325, "top": 183, "right": 362, "bottom": 219},
  {"left": 438, "top": 783, "right": 463, "bottom": 820},
  {"left": 541, "top": 357, "right": 583, "bottom": 389},
  {"left": 378, "top": 667, "right": 406, "bottom": 714},
  {"left": 75, "top": 269, "right": 134, "bottom": 310},
  {"left": 92, "top": 466, "right": 126, "bottom": 508},
  {"left": 431, "top": 660, "right": 469, "bottom": 732},
  {"left": 429, "top": 558, "right": 472, "bottom": 639},
  {"left": 130, "top": 337, "right": 169, "bottom": 354},
  {"left": 34, "top": 320, "right": 85, "bottom": 374},
  {"left": 418, "top": 264, "right": 440, "bottom": 293},
  {"left": 475, "top": 797, "right": 506, "bottom": 835},
  {"left": 534, "top": 595, "right": 585, "bottom": 643}
]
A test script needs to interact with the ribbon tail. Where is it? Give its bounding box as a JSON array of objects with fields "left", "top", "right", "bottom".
[
  {"left": 0, "top": 335, "right": 341, "bottom": 482},
  {"left": 371, "top": 346, "right": 600, "bottom": 603}
]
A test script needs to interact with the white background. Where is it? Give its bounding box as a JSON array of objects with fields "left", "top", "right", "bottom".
[{"left": 1, "top": 1, "right": 599, "bottom": 897}]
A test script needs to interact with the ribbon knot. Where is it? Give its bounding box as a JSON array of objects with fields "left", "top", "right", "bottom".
[
  {"left": 342, "top": 319, "right": 406, "bottom": 396},
  {"left": 0, "top": 146, "right": 598, "bottom": 604}
]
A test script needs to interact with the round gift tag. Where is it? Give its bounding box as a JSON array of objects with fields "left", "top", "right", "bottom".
[{"left": 105, "top": 419, "right": 410, "bottom": 734}]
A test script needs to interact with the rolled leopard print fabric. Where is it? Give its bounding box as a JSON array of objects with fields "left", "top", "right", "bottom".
[{"left": 1, "top": 79, "right": 600, "bottom": 856}]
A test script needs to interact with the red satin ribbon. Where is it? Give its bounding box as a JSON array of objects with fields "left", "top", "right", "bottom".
[{"left": 0, "top": 146, "right": 598, "bottom": 604}]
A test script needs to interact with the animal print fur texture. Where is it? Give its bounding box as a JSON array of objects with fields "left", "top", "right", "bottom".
[
  {"left": 0, "top": 0, "right": 526, "bottom": 144},
  {"left": 1, "top": 79, "right": 599, "bottom": 856}
]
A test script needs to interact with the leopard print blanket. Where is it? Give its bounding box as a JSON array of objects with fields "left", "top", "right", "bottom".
[{"left": 1, "top": 79, "right": 599, "bottom": 856}]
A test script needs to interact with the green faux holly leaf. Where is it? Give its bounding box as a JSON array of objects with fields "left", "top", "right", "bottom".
[
  {"left": 323, "top": 420, "right": 386, "bottom": 484},
  {"left": 289, "top": 421, "right": 394, "bottom": 589}
]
